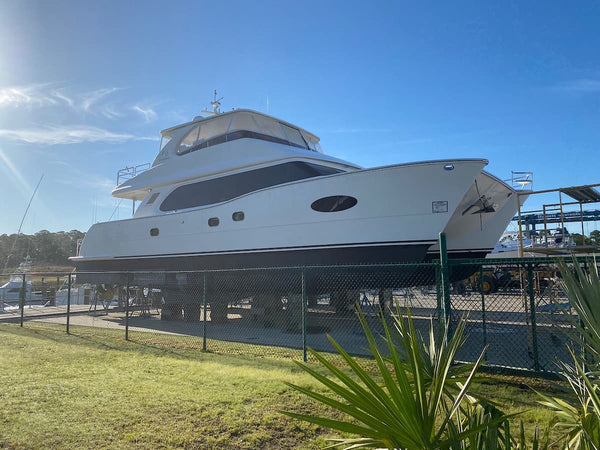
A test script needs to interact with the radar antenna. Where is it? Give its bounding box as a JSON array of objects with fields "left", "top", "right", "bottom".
[{"left": 201, "top": 89, "right": 224, "bottom": 115}]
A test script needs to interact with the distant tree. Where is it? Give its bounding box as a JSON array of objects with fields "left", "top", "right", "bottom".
[
  {"left": 572, "top": 233, "right": 591, "bottom": 246},
  {"left": 0, "top": 230, "right": 84, "bottom": 271},
  {"left": 590, "top": 230, "right": 600, "bottom": 246}
]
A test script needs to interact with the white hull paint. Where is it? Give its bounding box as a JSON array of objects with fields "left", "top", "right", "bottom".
[
  {"left": 75, "top": 159, "right": 486, "bottom": 270},
  {"left": 428, "top": 171, "right": 529, "bottom": 258}
]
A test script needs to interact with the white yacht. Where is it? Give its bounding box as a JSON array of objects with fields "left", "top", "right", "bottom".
[
  {"left": 73, "top": 101, "right": 522, "bottom": 275},
  {"left": 0, "top": 257, "right": 44, "bottom": 310}
]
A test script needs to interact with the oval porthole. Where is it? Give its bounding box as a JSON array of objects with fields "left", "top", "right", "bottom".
[
  {"left": 150, "top": 228, "right": 159, "bottom": 237},
  {"left": 232, "top": 211, "right": 245, "bottom": 221},
  {"left": 208, "top": 217, "right": 219, "bottom": 227},
  {"left": 311, "top": 195, "right": 357, "bottom": 213},
  {"left": 444, "top": 164, "right": 454, "bottom": 171}
]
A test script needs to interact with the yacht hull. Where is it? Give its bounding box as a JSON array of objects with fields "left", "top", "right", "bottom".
[
  {"left": 428, "top": 171, "right": 525, "bottom": 259},
  {"left": 74, "top": 160, "right": 487, "bottom": 287}
]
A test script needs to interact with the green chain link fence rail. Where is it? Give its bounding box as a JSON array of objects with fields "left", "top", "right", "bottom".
[{"left": 0, "top": 235, "right": 591, "bottom": 376}]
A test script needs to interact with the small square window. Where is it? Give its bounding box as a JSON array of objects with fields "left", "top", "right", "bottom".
[
  {"left": 146, "top": 192, "right": 160, "bottom": 205},
  {"left": 232, "top": 211, "right": 245, "bottom": 221},
  {"left": 208, "top": 217, "right": 219, "bottom": 227}
]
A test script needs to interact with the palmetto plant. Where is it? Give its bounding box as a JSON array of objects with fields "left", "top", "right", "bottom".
[
  {"left": 538, "top": 259, "right": 600, "bottom": 449},
  {"left": 557, "top": 259, "right": 600, "bottom": 367},
  {"left": 283, "top": 307, "right": 516, "bottom": 449}
]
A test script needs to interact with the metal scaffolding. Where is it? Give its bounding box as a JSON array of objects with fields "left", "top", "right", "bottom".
[{"left": 516, "top": 182, "right": 600, "bottom": 257}]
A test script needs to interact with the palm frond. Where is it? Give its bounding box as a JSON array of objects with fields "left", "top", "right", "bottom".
[{"left": 283, "top": 305, "right": 514, "bottom": 448}]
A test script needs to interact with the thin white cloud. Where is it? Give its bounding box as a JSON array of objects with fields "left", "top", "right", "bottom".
[
  {"left": 554, "top": 79, "right": 600, "bottom": 93},
  {"left": 0, "top": 83, "right": 59, "bottom": 108},
  {"left": 0, "top": 84, "right": 164, "bottom": 123},
  {"left": 101, "top": 104, "right": 123, "bottom": 119},
  {"left": 51, "top": 89, "right": 74, "bottom": 107},
  {"left": 81, "top": 87, "right": 121, "bottom": 112},
  {"left": 0, "top": 125, "right": 158, "bottom": 145},
  {"left": 132, "top": 105, "right": 157, "bottom": 122},
  {"left": 0, "top": 84, "right": 124, "bottom": 115}
]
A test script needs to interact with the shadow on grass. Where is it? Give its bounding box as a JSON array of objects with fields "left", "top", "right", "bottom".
[
  {"left": 0, "top": 322, "right": 311, "bottom": 374},
  {"left": 0, "top": 321, "right": 568, "bottom": 416}
]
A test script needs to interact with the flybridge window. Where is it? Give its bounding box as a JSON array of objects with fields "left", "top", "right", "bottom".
[
  {"left": 281, "top": 124, "right": 306, "bottom": 147},
  {"left": 153, "top": 134, "right": 173, "bottom": 165},
  {"left": 177, "top": 115, "right": 230, "bottom": 155},
  {"left": 160, "top": 161, "right": 343, "bottom": 212},
  {"left": 160, "top": 135, "right": 172, "bottom": 151},
  {"left": 175, "top": 111, "right": 319, "bottom": 155}
]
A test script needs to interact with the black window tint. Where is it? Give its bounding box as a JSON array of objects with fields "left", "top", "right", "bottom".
[
  {"left": 160, "top": 162, "right": 343, "bottom": 212},
  {"left": 311, "top": 195, "right": 358, "bottom": 212}
]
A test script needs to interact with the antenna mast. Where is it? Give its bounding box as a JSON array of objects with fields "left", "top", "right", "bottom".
[{"left": 201, "top": 89, "right": 224, "bottom": 115}]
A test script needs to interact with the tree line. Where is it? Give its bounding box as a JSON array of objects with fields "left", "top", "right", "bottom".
[
  {"left": 572, "top": 229, "right": 600, "bottom": 246},
  {"left": 0, "top": 230, "right": 85, "bottom": 271}
]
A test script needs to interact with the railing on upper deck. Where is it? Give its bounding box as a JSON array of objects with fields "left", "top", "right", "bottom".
[{"left": 116, "top": 163, "right": 151, "bottom": 186}]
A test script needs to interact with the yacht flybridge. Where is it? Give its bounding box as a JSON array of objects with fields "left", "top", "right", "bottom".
[{"left": 73, "top": 99, "right": 524, "bottom": 277}]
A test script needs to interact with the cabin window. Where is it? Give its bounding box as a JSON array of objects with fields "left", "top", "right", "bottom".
[
  {"left": 228, "top": 112, "right": 259, "bottom": 134},
  {"left": 254, "top": 114, "right": 286, "bottom": 140},
  {"left": 177, "top": 116, "right": 231, "bottom": 155},
  {"left": 280, "top": 124, "right": 306, "bottom": 148},
  {"left": 160, "top": 135, "right": 172, "bottom": 151},
  {"left": 146, "top": 192, "right": 160, "bottom": 205},
  {"left": 198, "top": 115, "right": 230, "bottom": 142},
  {"left": 150, "top": 228, "right": 159, "bottom": 236},
  {"left": 175, "top": 112, "right": 317, "bottom": 155},
  {"left": 152, "top": 135, "right": 173, "bottom": 166},
  {"left": 232, "top": 211, "right": 244, "bottom": 221},
  {"left": 301, "top": 131, "right": 317, "bottom": 151},
  {"left": 311, "top": 195, "right": 358, "bottom": 212},
  {"left": 177, "top": 129, "right": 311, "bottom": 155},
  {"left": 208, "top": 217, "right": 219, "bottom": 227},
  {"left": 160, "top": 162, "right": 343, "bottom": 212},
  {"left": 178, "top": 124, "right": 201, "bottom": 154}
]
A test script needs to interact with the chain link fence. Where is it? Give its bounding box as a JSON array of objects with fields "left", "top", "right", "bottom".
[{"left": 0, "top": 254, "right": 591, "bottom": 376}]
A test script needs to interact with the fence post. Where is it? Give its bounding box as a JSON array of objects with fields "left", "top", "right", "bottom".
[
  {"left": 479, "top": 265, "right": 487, "bottom": 348},
  {"left": 435, "top": 264, "right": 442, "bottom": 319},
  {"left": 301, "top": 269, "right": 307, "bottom": 362},
  {"left": 19, "top": 272, "right": 26, "bottom": 327},
  {"left": 527, "top": 264, "right": 539, "bottom": 371},
  {"left": 66, "top": 273, "right": 72, "bottom": 334},
  {"left": 202, "top": 272, "right": 207, "bottom": 352},
  {"left": 55, "top": 275, "right": 60, "bottom": 306},
  {"left": 125, "top": 279, "right": 130, "bottom": 341},
  {"left": 581, "top": 260, "right": 588, "bottom": 367},
  {"left": 439, "top": 233, "right": 451, "bottom": 335}
]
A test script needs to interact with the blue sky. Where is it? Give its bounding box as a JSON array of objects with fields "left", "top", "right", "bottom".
[{"left": 1, "top": 1, "right": 599, "bottom": 235}]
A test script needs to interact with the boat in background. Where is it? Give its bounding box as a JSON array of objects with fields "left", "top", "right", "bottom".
[{"left": 0, "top": 257, "right": 45, "bottom": 310}]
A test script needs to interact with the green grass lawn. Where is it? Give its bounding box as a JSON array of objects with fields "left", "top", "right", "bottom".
[{"left": 0, "top": 322, "right": 563, "bottom": 448}]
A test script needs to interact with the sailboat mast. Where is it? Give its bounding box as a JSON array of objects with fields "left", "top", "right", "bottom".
[{"left": 3, "top": 174, "right": 44, "bottom": 273}]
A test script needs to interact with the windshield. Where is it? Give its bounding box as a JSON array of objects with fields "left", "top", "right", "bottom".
[
  {"left": 152, "top": 134, "right": 172, "bottom": 166},
  {"left": 175, "top": 111, "right": 321, "bottom": 156},
  {"left": 177, "top": 115, "right": 231, "bottom": 155}
]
